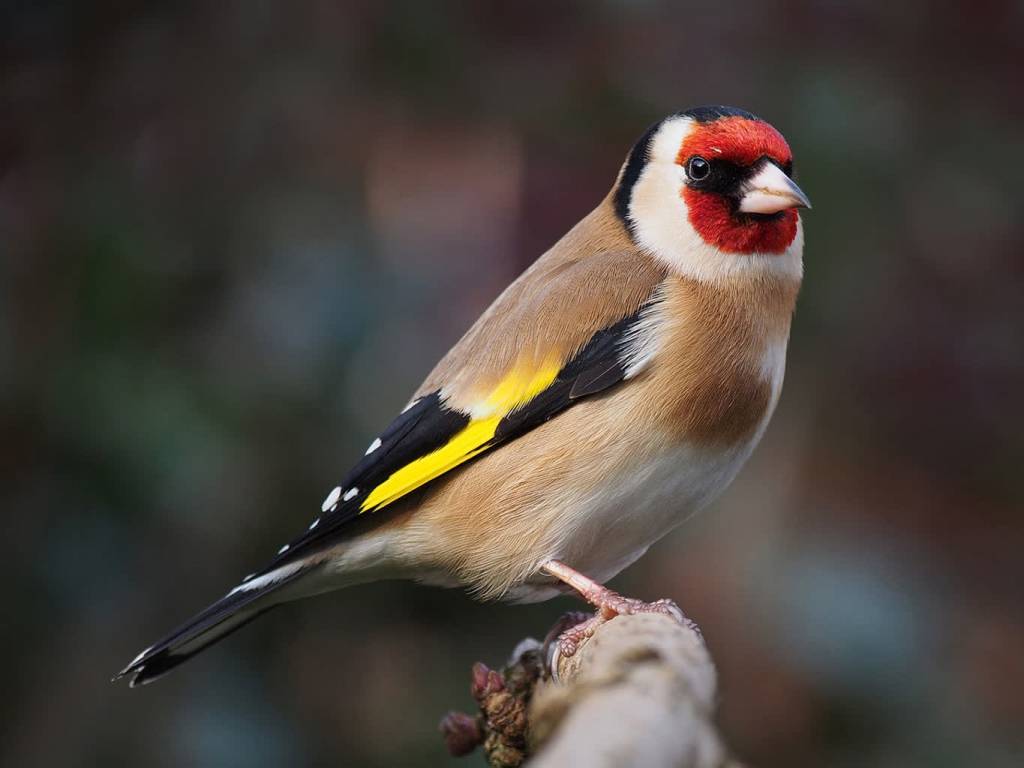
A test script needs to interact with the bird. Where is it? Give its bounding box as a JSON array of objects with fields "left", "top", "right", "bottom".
[{"left": 116, "top": 105, "right": 811, "bottom": 687}]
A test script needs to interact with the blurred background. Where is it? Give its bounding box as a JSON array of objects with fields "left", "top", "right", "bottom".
[{"left": 3, "top": 2, "right": 1022, "bottom": 766}]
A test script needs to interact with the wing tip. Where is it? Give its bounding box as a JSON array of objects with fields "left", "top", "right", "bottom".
[
  {"left": 114, "top": 644, "right": 190, "bottom": 688},
  {"left": 112, "top": 563, "right": 312, "bottom": 689},
  {"left": 113, "top": 645, "right": 164, "bottom": 687}
]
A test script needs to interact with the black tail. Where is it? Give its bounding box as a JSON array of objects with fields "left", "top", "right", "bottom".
[{"left": 114, "top": 564, "right": 308, "bottom": 687}]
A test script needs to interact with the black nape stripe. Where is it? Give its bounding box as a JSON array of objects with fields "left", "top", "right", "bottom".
[
  {"left": 613, "top": 121, "right": 660, "bottom": 231},
  {"left": 613, "top": 106, "right": 764, "bottom": 235},
  {"left": 680, "top": 105, "right": 762, "bottom": 124}
]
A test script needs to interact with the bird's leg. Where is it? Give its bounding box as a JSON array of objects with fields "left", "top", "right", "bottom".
[
  {"left": 541, "top": 560, "right": 684, "bottom": 620},
  {"left": 540, "top": 560, "right": 687, "bottom": 660}
]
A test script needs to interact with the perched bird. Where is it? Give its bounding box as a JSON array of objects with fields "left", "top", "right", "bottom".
[{"left": 117, "top": 105, "right": 810, "bottom": 686}]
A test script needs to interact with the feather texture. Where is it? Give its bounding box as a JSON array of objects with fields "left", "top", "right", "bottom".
[{"left": 117, "top": 109, "right": 807, "bottom": 684}]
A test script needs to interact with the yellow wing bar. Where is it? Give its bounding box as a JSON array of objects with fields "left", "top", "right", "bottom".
[{"left": 360, "top": 360, "right": 561, "bottom": 512}]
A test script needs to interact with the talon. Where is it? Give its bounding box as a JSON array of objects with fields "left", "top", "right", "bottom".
[
  {"left": 638, "top": 597, "right": 686, "bottom": 624},
  {"left": 542, "top": 612, "right": 588, "bottom": 654},
  {"left": 540, "top": 560, "right": 697, "bottom": 674},
  {"left": 545, "top": 612, "right": 605, "bottom": 680}
]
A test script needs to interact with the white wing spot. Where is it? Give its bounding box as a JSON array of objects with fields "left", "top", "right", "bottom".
[
  {"left": 242, "top": 572, "right": 255, "bottom": 582},
  {"left": 365, "top": 437, "right": 382, "bottom": 455},
  {"left": 277, "top": 544, "right": 289, "bottom": 555},
  {"left": 401, "top": 398, "right": 419, "bottom": 414},
  {"left": 321, "top": 486, "right": 341, "bottom": 512},
  {"left": 343, "top": 487, "right": 358, "bottom": 501},
  {"left": 309, "top": 518, "right": 320, "bottom": 530}
]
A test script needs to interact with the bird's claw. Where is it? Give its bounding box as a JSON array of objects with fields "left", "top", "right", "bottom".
[
  {"left": 595, "top": 595, "right": 685, "bottom": 623},
  {"left": 546, "top": 593, "right": 691, "bottom": 679}
]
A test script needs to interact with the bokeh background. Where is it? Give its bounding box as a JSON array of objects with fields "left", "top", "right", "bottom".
[{"left": 3, "top": 2, "right": 1022, "bottom": 766}]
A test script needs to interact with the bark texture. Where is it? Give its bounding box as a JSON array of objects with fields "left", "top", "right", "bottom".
[{"left": 442, "top": 612, "right": 741, "bottom": 768}]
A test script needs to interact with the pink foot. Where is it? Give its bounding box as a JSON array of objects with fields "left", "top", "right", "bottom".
[
  {"left": 539, "top": 560, "right": 695, "bottom": 671},
  {"left": 542, "top": 611, "right": 601, "bottom": 661},
  {"left": 554, "top": 594, "right": 686, "bottom": 659}
]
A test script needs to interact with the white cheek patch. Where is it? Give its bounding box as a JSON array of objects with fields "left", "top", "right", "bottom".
[{"left": 627, "top": 116, "right": 804, "bottom": 284}]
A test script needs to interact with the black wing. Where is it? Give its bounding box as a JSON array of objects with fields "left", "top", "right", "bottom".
[
  {"left": 115, "top": 295, "right": 661, "bottom": 686},
  {"left": 260, "top": 298, "right": 658, "bottom": 573}
]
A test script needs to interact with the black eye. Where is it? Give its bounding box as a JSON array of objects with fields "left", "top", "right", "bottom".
[{"left": 687, "top": 156, "right": 711, "bottom": 182}]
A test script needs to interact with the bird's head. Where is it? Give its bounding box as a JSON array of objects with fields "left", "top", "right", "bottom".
[{"left": 615, "top": 106, "right": 810, "bottom": 282}]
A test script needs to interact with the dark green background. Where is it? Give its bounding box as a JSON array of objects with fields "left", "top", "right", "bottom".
[{"left": 3, "top": 2, "right": 1022, "bottom": 766}]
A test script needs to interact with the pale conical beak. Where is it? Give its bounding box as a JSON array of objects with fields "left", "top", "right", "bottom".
[{"left": 738, "top": 161, "right": 812, "bottom": 214}]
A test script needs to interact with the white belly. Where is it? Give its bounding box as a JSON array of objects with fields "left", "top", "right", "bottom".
[
  {"left": 504, "top": 436, "right": 761, "bottom": 603},
  {"left": 507, "top": 336, "right": 787, "bottom": 604}
]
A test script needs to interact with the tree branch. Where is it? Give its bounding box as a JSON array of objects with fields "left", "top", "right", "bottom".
[{"left": 441, "top": 611, "right": 741, "bottom": 767}]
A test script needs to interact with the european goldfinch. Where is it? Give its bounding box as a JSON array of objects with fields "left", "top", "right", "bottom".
[{"left": 117, "top": 105, "right": 810, "bottom": 686}]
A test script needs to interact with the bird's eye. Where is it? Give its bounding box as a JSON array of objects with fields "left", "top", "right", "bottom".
[{"left": 687, "top": 156, "right": 711, "bottom": 182}]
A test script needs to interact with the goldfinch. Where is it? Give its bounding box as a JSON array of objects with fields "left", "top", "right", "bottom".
[{"left": 117, "top": 105, "right": 810, "bottom": 686}]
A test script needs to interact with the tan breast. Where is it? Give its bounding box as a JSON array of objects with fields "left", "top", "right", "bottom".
[
  {"left": 635, "top": 272, "right": 799, "bottom": 446},
  {"left": 381, "top": 270, "right": 800, "bottom": 599}
]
